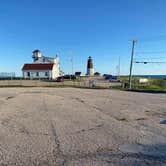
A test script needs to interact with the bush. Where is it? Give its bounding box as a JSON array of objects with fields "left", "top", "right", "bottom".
[{"left": 94, "top": 72, "right": 101, "bottom": 76}]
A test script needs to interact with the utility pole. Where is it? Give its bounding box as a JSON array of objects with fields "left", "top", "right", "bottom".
[
  {"left": 69, "top": 51, "right": 74, "bottom": 75},
  {"left": 71, "top": 54, "right": 74, "bottom": 75},
  {"left": 129, "top": 40, "right": 137, "bottom": 89},
  {"left": 118, "top": 56, "right": 121, "bottom": 79}
]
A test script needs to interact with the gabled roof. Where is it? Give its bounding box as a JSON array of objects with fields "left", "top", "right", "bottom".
[{"left": 22, "top": 64, "right": 54, "bottom": 70}]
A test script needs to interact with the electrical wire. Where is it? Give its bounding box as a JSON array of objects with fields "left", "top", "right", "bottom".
[
  {"left": 136, "top": 51, "right": 166, "bottom": 54},
  {"left": 134, "top": 61, "right": 166, "bottom": 64},
  {"left": 137, "top": 35, "right": 166, "bottom": 42},
  {"left": 134, "top": 57, "right": 166, "bottom": 60}
]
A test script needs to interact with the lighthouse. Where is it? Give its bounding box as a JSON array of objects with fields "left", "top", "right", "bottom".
[{"left": 86, "top": 56, "right": 94, "bottom": 76}]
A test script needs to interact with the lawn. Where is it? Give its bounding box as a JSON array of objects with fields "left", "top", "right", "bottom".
[{"left": 120, "top": 76, "right": 166, "bottom": 93}]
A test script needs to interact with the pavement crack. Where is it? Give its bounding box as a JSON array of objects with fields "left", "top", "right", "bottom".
[
  {"left": 72, "top": 97, "right": 85, "bottom": 104},
  {"left": 6, "top": 96, "right": 15, "bottom": 100},
  {"left": 75, "top": 123, "right": 103, "bottom": 134},
  {"left": 50, "top": 122, "right": 62, "bottom": 155},
  {"left": 50, "top": 121, "right": 67, "bottom": 166}
]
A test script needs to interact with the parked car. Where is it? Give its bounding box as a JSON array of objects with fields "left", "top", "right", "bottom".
[
  {"left": 56, "top": 77, "right": 64, "bottom": 82},
  {"left": 109, "top": 76, "right": 120, "bottom": 82},
  {"left": 63, "top": 75, "right": 70, "bottom": 79},
  {"left": 109, "top": 79, "right": 120, "bottom": 82},
  {"left": 104, "top": 74, "right": 113, "bottom": 80},
  {"left": 71, "top": 75, "right": 77, "bottom": 79},
  {"left": 63, "top": 75, "right": 77, "bottom": 80},
  {"left": 75, "top": 72, "right": 81, "bottom": 77}
]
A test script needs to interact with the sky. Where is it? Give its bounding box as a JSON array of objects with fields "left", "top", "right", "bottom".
[{"left": 0, "top": 0, "right": 166, "bottom": 76}]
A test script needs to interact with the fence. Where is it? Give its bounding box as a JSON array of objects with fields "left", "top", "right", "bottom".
[
  {"left": 0, "top": 79, "right": 122, "bottom": 88},
  {"left": 0, "top": 72, "right": 15, "bottom": 79}
]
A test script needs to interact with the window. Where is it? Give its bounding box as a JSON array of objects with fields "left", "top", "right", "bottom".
[
  {"left": 36, "top": 72, "right": 39, "bottom": 76},
  {"left": 27, "top": 72, "right": 30, "bottom": 77},
  {"left": 45, "top": 72, "right": 48, "bottom": 76}
]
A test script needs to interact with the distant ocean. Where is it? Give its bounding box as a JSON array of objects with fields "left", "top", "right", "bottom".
[{"left": 132, "top": 75, "right": 166, "bottom": 79}]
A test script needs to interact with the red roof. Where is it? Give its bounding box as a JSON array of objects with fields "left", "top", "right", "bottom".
[{"left": 22, "top": 64, "right": 54, "bottom": 70}]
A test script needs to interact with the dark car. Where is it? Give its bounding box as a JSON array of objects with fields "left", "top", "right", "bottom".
[
  {"left": 56, "top": 77, "right": 64, "bottom": 82},
  {"left": 63, "top": 75, "right": 71, "bottom": 79},
  {"left": 104, "top": 74, "right": 113, "bottom": 80},
  {"left": 109, "top": 76, "right": 120, "bottom": 82},
  {"left": 70, "top": 75, "right": 77, "bottom": 79},
  {"left": 63, "top": 75, "right": 77, "bottom": 80}
]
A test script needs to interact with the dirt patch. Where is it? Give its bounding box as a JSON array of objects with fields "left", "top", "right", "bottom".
[
  {"left": 72, "top": 97, "right": 85, "bottom": 103},
  {"left": 136, "top": 118, "right": 147, "bottom": 121},
  {"left": 6, "top": 96, "right": 15, "bottom": 100},
  {"left": 21, "top": 91, "right": 42, "bottom": 94},
  {"left": 75, "top": 123, "right": 103, "bottom": 134},
  {"left": 116, "top": 117, "right": 128, "bottom": 122}
]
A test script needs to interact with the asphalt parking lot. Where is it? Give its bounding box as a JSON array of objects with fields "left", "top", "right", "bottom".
[{"left": 0, "top": 88, "right": 166, "bottom": 165}]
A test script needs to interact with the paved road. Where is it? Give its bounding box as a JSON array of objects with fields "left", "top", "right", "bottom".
[{"left": 0, "top": 88, "right": 166, "bottom": 165}]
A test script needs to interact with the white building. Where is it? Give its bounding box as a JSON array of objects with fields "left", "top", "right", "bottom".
[{"left": 22, "top": 49, "right": 61, "bottom": 80}]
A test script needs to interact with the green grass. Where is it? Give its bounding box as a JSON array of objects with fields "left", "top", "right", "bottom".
[
  {"left": 0, "top": 77, "right": 165, "bottom": 93},
  {"left": 118, "top": 76, "right": 166, "bottom": 93}
]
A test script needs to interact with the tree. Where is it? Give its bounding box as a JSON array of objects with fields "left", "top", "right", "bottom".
[{"left": 94, "top": 72, "right": 101, "bottom": 76}]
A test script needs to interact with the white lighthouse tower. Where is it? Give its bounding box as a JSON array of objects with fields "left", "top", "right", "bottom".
[
  {"left": 86, "top": 56, "right": 94, "bottom": 76},
  {"left": 32, "top": 49, "right": 42, "bottom": 62}
]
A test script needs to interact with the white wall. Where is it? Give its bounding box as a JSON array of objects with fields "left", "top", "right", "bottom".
[
  {"left": 87, "top": 68, "right": 94, "bottom": 76},
  {"left": 23, "top": 70, "right": 52, "bottom": 79},
  {"left": 52, "top": 58, "right": 60, "bottom": 79},
  {"left": 33, "top": 52, "right": 42, "bottom": 58}
]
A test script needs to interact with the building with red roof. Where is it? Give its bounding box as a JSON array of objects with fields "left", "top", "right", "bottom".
[{"left": 22, "top": 50, "right": 61, "bottom": 80}]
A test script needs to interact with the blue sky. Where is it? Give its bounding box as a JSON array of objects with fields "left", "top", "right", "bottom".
[{"left": 0, "top": 0, "right": 166, "bottom": 76}]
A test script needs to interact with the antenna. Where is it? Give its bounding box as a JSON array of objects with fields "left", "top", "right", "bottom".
[
  {"left": 69, "top": 50, "right": 74, "bottom": 75},
  {"left": 118, "top": 56, "right": 121, "bottom": 78}
]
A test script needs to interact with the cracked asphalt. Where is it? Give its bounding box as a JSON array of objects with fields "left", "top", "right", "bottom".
[{"left": 0, "top": 88, "right": 166, "bottom": 165}]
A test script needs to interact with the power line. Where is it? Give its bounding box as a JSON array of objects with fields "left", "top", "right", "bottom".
[
  {"left": 136, "top": 51, "right": 166, "bottom": 54},
  {"left": 135, "top": 61, "right": 166, "bottom": 64},
  {"left": 127, "top": 37, "right": 165, "bottom": 87},
  {"left": 134, "top": 57, "right": 166, "bottom": 60},
  {"left": 135, "top": 51, "right": 166, "bottom": 61},
  {"left": 137, "top": 35, "right": 166, "bottom": 42}
]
